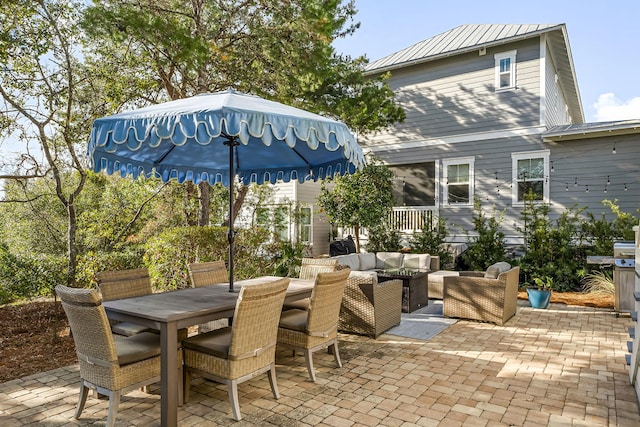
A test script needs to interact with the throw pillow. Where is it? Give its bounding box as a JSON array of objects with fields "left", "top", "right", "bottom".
[
  {"left": 484, "top": 262, "right": 511, "bottom": 279},
  {"left": 403, "top": 254, "right": 431, "bottom": 270}
]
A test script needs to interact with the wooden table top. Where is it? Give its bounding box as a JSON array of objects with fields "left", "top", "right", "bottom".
[{"left": 103, "top": 276, "right": 314, "bottom": 323}]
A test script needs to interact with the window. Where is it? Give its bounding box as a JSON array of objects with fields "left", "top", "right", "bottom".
[
  {"left": 494, "top": 50, "right": 517, "bottom": 91},
  {"left": 442, "top": 157, "right": 474, "bottom": 205},
  {"left": 273, "top": 206, "right": 289, "bottom": 241},
  {"left": 255, "top": 205, "right": 312, "bottom": 244},
  {"left": 298, "top": 207, "right": 312, "bottom": 244},
  {"left": 511, "top": 151, "right": 550, "bottom": 204}
]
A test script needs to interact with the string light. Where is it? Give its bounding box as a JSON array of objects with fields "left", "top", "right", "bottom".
[
  {"left": 585, "top": 185, "right": 589, "bottom": 193},
  {"left": 612, "top": 143, "right": 616, "bottom": 154},
  {"left": 565, "top": 182, "right": 569, "bottom": 191},
  {"left": 604, "top": 186, "right": 607, "bottom": 193},
  {"left": 625, "top": 183, "right": 628, "bottom": 191},
  {"left": 550, "top": 161, "right": 554, "bottom": 172},
  {"left": 607, "top": 176, "right": 610, "bottom": 185},
  {"left": 574, "top": 177, "right": 578, "bottom": 187}
]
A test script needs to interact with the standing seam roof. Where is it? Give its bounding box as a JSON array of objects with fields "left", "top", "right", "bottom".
[{"left": 365, "top": 24, "right": 562, "bottom": 72}]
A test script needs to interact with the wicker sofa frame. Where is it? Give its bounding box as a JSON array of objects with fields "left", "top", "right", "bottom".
[{"left": 442, "top": 266, "right": 520, "bottom": 325}]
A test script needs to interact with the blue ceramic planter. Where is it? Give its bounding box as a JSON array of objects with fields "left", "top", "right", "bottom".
[{"left": 527, "top": 288, "right": 551, "bottom": 309}]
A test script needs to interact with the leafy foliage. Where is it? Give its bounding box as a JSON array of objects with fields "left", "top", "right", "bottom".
[
  {"left": 317, "top": 160, "right": 395, "bottom": 252},
  {"left": 516, "top": 192, "right": 585, "bottom": 291},
  {"left": 143, "top": 226, "right": 273, "bottom": 291},
  {"left": 582, "top": 199, "right": 639, "bottom": 255},
  {"left": 0, "top": 244, "right": 66, "bottom": 305},
  {"left": 365, "top": 221, "right": 402, "bottom": 252},
  {"left": 460, "top": 198, "right": 507, "bottom": 271},
  {"left": 409, "top": 216, "right": 453, "bottom": 269}
]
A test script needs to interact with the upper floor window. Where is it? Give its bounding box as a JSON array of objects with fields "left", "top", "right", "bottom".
[
  {"left": 494, "top": 50, "right": 517, "bottom": 91},
  {"left": 511, "top": 150, "right": 550, "bottom": 205},
  {"left": 442, "top": 157, "right": 474, "bottom": 206}
]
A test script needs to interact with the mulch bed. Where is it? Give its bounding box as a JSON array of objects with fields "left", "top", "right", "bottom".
[
  {"left": 0, "top": 300, "right": 76, "bottom": 383},
  {"left": 0, "top": 291, "right": 615, "bottom": 384}
]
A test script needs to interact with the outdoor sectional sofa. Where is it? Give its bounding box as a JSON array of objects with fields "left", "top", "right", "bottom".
[{"left": 331, "top": 252, "right": 440, "bottom": 274}]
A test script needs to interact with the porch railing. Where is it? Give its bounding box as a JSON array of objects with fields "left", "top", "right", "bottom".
[
  {"left": 390, "top": 206, "right": 438, "bottom": 233},
  {"left": 339, "top": 206, "right": 438, "bottom": 238}
]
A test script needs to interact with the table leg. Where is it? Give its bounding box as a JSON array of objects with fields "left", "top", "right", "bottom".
[{"left": 161, "top": 322, "right": 178, "bottom": 427}]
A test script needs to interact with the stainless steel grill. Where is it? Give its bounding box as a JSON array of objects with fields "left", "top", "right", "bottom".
[{"left": 613, "top": 242, "right": 636, "bottom": 316}]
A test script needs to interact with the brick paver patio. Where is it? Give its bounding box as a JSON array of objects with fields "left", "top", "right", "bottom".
[{"left": 1, "top": 302, "right": 639, "bottom": 426}]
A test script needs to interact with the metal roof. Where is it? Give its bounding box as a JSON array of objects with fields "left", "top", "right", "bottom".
[
  {"left": 543, "top": 119, "right": 640, "bottom": 141},
  {"left": 366, "top": 24, "right": 560, "bottom": 72},
  {"left": 365, "top": 24, "right": 584, "bottom": 123}
]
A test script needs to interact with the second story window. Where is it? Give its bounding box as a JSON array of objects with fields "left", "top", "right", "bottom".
[
  {"left": 443, "top": 157, "right": 474, "bottom": 206},
  {"left": 494, "top": 50, "right": 517, "bottom": 91}
]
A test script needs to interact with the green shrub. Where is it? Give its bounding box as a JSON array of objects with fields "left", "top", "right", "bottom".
[
  {"left": 409, "top": 216, "right": 453, "bottom": 268},
  {"left": 0, "top": 244, "right": 66, "bottom": 304},
  {"left": 143, "top": 225, "right": 273, "bottom": 291},
  {"left": 366, "top": 221, "right": 403, "bottom": 252},
  {"left": 517, "top": 192, "right": 585, "bottom": 291},
  {"left": 75, "top": 246, "right": 146, "bottom": 287},
  {"left": 461, "top": 198, "right": 507, "bottom": 271}
]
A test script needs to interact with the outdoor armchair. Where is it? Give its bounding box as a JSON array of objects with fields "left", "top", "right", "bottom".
[
  {"left": 338, "top": 272, "right": 402, "bottom": 338},
  {"left": 55, "top": 285, "right": 161, "bottom": 427},
  {"left": 182, "top": 277, "right": 290, "bottom": 421},
  {"left": 277, "top": 268, "right": 351, "bottom": 381},
  {"left": 442, "top": 265, "right": 520, "bottom": 325}
]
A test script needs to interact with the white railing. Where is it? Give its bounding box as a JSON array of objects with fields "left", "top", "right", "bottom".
[
  {"left": 390, "top": 206, "right": 438, "bottom": 233},
  {"left": 338, "top": 206, "right": 438, "bottom": 239}
]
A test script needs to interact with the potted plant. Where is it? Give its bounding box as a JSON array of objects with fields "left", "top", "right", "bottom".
[{"left": 526, "top": 276, "right": 553, "bottom": 309}]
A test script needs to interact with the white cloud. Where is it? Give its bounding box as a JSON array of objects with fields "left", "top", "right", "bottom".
[{"left": 593, "top": 93, "right": 640, "bottom": 122}]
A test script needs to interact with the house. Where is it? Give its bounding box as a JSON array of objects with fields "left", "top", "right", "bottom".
[
  {"left": 261, "top": 24, "right": 639, "bottom": 256},
  {"left": 359, "top": 23, "right": 640, "bottom": 245}
]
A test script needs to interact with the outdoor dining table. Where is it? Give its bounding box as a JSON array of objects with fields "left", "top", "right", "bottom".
[{"left": 102, "top": 275, "right": 315, "bottom": 427}]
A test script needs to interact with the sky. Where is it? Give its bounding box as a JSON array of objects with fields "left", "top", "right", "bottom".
[{"left": 332, "top": 0, "right": 640, "bottom": 123}]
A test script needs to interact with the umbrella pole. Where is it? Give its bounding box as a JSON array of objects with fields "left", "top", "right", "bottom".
[{"left": 225, "top": 136, "right": 240, "bottom": 292}]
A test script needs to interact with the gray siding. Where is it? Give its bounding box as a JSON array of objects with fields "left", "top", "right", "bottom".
[
  {"left": 372, "top": 131, "right": 639, "bottom": 244},
  {"left": 546, "top": 133, "right": 640, "bottom": 219},
  {"left": 544, "top": 46, "right": 571, "bottom": 126},
  {"left": 362, "top": 39, "right": 542, "bottom": 146}
]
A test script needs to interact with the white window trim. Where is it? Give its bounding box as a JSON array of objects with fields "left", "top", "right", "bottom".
[
  {"left": 442, "top": 157, "right": 475, "bottom": 206},
  {"left": 511, "top": 150, "right": 550, "bottom": 206},
  {"left": 495, "top": 50, "right": 517, "bottom": 92}
]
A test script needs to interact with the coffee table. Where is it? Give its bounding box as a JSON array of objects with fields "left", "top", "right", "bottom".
[{"left": 377, "top": 269, "right": 429, "bottom": 313}]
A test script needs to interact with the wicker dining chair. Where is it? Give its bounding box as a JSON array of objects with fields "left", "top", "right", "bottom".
[
  {"left": 188, "top": 261, "right": 228, "bottom": 287},
  {"left": 55, "top": 285, "right": 161, "bottom": 427},
  {"left": 277, "top": 267, "right": 351, "bottom": 382},
  {"left": 187, "top": 261, "right": 230, "bottom": 332},
  {"left": 182, "top": 277, "right": 290, "bottom": 421},
  {"left": 96, "top": 268, "right": 154, "bottom": 336},
  {"left": 282, "top": 257, "right": 339, "bottom": 311}
]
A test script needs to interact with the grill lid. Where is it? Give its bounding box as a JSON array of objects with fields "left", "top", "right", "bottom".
[{"left": 613, "top": 242, "right": 635, "bottom": 259}]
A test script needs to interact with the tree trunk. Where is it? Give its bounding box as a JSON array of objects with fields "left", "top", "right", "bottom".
[
  {"left": 197, "top": 182, "right": 210, "bottom": 226},
  {"left": 222, "top": 185, "right": 249, "bottom": 227},
  {"left": 66, "top": 202, "right": 77, "bottom": 286},
  {"left": 354, "top": 224, "right": 361, "bottom": 253}
]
